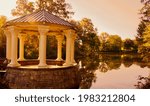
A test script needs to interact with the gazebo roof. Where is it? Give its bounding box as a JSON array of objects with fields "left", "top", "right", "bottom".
[{"left": 4, "top": 10, "right": 73, "bottom": 27}]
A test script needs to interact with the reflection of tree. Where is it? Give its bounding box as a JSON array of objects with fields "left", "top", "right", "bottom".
[
  {"left": 122, "top": 54, "right": 134, "bottom": 67},
  {"left": 78, "top": 53, "right": 150, "bottom": 89},
  {"left": 78, "top": 56, "right": 100, "bottom": 89},
  {"left": 99, "top": 54, "right": 121, "bottom": 71},
  {"left": 106, "top": 61, "right": 121, "bottom": 70},
  {"left": 79, "top": 68, "right": 96, "bottom": 89},
  {"left": 98, "top": 62, "right": 109, "bottom": 73},
  {"left": 135, "top": 75, "right": 150, "bottom": 89}
]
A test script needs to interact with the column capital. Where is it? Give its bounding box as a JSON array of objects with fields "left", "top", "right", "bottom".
[
  {"left": 18, "top": 33, "right": 26, "bottom": 40},
  {"left": 55, "top": 35, "right": 64, "bottom": 40},
  {"left": 38, "top": 25, "right": 49, "bottom": 35},
  {"left": 7, "top": 26, "right": 20, "bottom": 34},
  {"left": 63, "top": 29, "right": 75, "bottom": 38},
  {"left": 4, "top": 30, "right": 11, "bottom": 37}
]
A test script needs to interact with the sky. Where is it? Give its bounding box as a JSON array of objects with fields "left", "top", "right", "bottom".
[{"left": 0, "top": 0, "right": 143, "bottom": 39}]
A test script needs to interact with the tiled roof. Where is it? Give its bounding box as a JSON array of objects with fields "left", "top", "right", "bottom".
[{"left": 6, "top": 10, "right": 73, "bottom": 27}]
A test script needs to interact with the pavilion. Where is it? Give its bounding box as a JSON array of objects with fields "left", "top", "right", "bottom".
[{"left": 3, "top": 9, "right": 77, "bottom": 67}]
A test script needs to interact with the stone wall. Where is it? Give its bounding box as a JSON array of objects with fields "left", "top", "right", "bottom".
[
  {"left": 18, "top": 59, "right": 64, "bottom": 66},
  {"left": 5, "top": 66, "right": 80, "bottom": 89}
]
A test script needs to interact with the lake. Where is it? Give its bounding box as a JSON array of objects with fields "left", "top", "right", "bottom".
[
  {"left": 0, "top": 53, "right": 150, "bottom": 89},
  {"left": 78, "top": 53, "right": 150, "bottom": 89}
]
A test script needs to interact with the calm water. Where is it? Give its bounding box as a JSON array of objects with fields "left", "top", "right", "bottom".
[
  {"left": 0, "top": 53, "right": 150, "bottom": 89},
  {"left": 79, "top": 53, "right": 150, "bottom": 89}
]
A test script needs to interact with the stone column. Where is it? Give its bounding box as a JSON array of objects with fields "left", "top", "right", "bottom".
[
  {"left": 71, "top": 33, "right": 76, "bottom": 64},
  {"left": 63, "top": 30, "right": 73, "bottom": 66},
  {"left": 4, "top": 30, "right": 11, "bottom": 60},
  {"left": 8, "top": 26, "right": 20, "bottom": 67},
  {"left": 38, "top": 26, "right": 49, "bottom": 67},
  {"left": 56, "top": 35, "right": 64, "bottom": 61},
  {"left": 18, "top": 34, "right": 26, "bottom": 61}
]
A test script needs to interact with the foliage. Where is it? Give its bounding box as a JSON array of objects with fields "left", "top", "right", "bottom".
[
  {"left": 140, "top": 0, "right": 150, "bottom": 22},
  {"left": 79, "top": 18, "right": 97, "bottom": 35},
  {"left": 100, "top": 35, "right": 122, "bottom": 52},
  {"left": 136, "top": 0, "right": 150, "bottom": 45},
  {"left": 138, "top": 25, "right": 150, "bottom": 62},
  {"left": 123, "top": 38, "right": 137, "bottom": 52},
  {"left": 12, "top": 0, "right": 74, "bottom": 19},
  {"left": 136, "top": 0, "right": 150, "bottom": 62},
  {"left": 79, "top": 55, "right": 100, "bottom": 89},
  {"left": 70, "top": 18, "right": 100, "bottom": 59},
  {"left": 99, "top": 32, "right": 109, "bottom": 51},
  {"left": 46, "top": 36, "right": 57, "bottom": 59},
  {"left": 0, "top": 16, "right": 7, "bottom": 58},
  {"left": 24, "top": 35, "right": 39, "bottom": 59},
  {"left": 135, "top": 76, "right": 150, "bottom": 89},
  {"left": 136, "top": 21, "right": 146, "bottom": 44}
]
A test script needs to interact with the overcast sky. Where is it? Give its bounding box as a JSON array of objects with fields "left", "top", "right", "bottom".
[{"left": 0, "top": 0, "right": 143, "bottom": 39}]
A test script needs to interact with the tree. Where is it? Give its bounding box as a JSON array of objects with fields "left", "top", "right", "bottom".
[
  {"left": 136, "top": 0, "right": 150, "bottom": 45},
  {"left": 123, "top": 38, "right": 134, "bottom": 50},
  {"left": 99, "top": 32, "right": 109, "bottom": 51},
  {"left": 99, "top": 32, "right": 109, "bottom": 43},
  {"left": 140, "top": 0, "right": 150, "bottom": 22},
  {"left": 138, "top": 25, "right": 150, "bottom": 62},
  {"left": 0, "top": 15, "right": 7, "bottom": 58},
  {"left": 70, "top": 18, "right": 100, "bottom": 60},
  {"left": 136, "top": 21, "right": 146, "bottom": 44},
  {"left": 136, "top": 0, "right": 150, "bottom": 62},
  {"left": 24, "top": 35, "right": 39, "bottom": 59},
  {"left": 12, "top": 0, "right": 74, "bottom": 19},
  {"left": 105, "top": 35, "right": 122, "bottom": 52},
  {"left": 79, "top": 18, "right": 97, "bottom": 35}
]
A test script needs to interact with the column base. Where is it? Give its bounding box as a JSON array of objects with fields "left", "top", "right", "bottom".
[
  {"left": 72, "top": 62, "right": 77, "bottom": 65},
  {"left": 71, "top": 60, "right": 76, "bottom": 64},
  {"left": 63, "top": 62, "right": 73, "bottom": 66},
  {"left": 38, "top": 57, "right": 40, "bottom": 60},
  {"left": 18, "top": 58, "right": 25, "bottom": 61},
  {"left": 8, "top": 62, "right": 21, "bottom": 67},
  {"left": 56, "top": 58, "right": 63, "bottom": 61},
  {"left": 38, "top": 63, "right": 47, "bottom": 67}
]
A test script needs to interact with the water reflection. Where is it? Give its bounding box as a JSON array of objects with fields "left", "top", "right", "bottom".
[
  {"left": 78, "top": 56, "right": 100, "bottom": 89},
  {"left": 1, "top": 53, "right": 150, "bottom": 89},
  {"left": 78, "top": 53, "right": 150, "bottom": 89}
]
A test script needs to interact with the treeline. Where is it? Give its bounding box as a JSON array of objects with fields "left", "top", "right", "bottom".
[{"left": 98, "top": 32, "right": 138, "bottom": 53}]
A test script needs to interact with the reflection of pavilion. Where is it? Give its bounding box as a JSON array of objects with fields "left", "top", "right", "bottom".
[{"left": 3, "top": 10, "right": 77, "bottom": 67}]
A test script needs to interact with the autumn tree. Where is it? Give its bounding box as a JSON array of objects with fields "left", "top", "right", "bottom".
[
  {"left": 140, "top": 0, "right": 150, "bottom": 22},
  {"left": 12, "top": 0, "right": 74, "bottom": 19},
  {"left": 123, "top": 39, "right": 134, "bottom": 50},
  {"left": 137, "top": 0, "right": 150, "bottom": 61},
  {"left": 105, "top": 35, "right": 122, "bottom": 52},
  {"left": 138, "top": 25, "right": 150, "bottom": 62},
  {"left": 70, "top": 18, "right": 100, "bottom": 60},
  {"left": 136, "top": 21, "right": 146, "bottom": 44},
  {"left": 99, "top": 32, "right": 109, "bottom": 51},
  {"left": 136, "top": 0, "right": 150, "bottom": 45}
]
